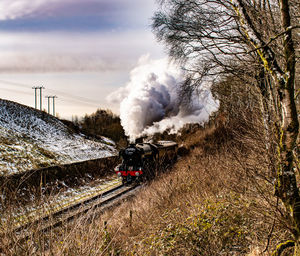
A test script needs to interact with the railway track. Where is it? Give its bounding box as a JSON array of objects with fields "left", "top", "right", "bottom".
[{"left": 2, "top": 180, "right": 140, "bottom": 246}]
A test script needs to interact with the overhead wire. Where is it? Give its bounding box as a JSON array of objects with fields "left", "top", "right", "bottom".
[
  {"left": 0, "top": 79, "right": 102, "bottom": 108},
  {"left": 0, "top": 86, "right": 32, "bottom": 96}
]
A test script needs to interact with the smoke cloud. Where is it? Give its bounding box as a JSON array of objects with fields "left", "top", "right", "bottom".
[{"left": 107, "top": 56, "right": 219, "bottom": 142}]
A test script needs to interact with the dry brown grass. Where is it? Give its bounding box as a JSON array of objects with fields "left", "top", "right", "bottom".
[
  {"left": 94, "top": 117, "right": 290, "bottom": 255},
  {"left": 1, "top": 111, "right": 293, "bottom": 255}
]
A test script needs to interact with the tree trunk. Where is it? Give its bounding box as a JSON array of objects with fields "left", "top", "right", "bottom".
[
  {"left": 276, "top": 1, "right": 300, "bottom": 253},
  {"left": 233, "top": 0, "right": 299, "bottom": 252}
]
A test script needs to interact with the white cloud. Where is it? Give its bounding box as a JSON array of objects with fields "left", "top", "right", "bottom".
[
  {"left": 0, "top": 30, "right": 165, "bottom": 72},
  {"left": 0, "top": 0, "right": 157, "bottom": 21},
  {"left": 0, "top": 0, "right": 58, "bottom": 20}
]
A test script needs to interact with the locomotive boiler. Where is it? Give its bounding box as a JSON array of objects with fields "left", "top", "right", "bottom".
[{"left": 115, "top": 141, "right": 178, "bottom": 184}]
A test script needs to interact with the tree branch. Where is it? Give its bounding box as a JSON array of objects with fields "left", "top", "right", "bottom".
[{"left": 247, "top": 25, "right": 300, "bottom": 54}]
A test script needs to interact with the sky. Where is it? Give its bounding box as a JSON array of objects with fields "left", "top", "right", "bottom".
[{"left": 0, "top": 0, "right": 166, "bottom": 119}]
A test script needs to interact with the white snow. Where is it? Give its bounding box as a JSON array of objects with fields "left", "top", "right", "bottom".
[{"left": 0, "top": 99, "right": 117, "bottom": 175}]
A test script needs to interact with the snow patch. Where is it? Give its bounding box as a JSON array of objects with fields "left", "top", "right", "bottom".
[{"left": 0, "top": 99, "right": 117, "bottom": 175}]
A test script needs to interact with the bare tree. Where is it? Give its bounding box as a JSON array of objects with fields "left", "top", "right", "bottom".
[{"left": 153, "top": 0, "right": 299, "bottom": 254}]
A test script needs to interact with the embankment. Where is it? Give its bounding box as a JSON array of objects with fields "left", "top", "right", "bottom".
[{"left": 0, "top": 156, "right": 119, "bottom": 199}]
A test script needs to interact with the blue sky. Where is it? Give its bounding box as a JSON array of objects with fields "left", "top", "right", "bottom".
[{"left": 0, "top": 0, "right": 166, "bottom": 118}]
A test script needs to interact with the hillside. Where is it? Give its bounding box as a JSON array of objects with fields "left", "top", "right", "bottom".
[{"left": 0, "top": 99, "right": 117, "bottom": 176}]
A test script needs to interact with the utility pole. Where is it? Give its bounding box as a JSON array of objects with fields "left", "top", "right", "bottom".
[
  {"left": 32, "top": 86, "right": 45, "bottom": 110},
  {"left": 52, "top": 96, "right": 57, "bottom": 117},
  {"left": 32, "top": 87, "right": 38, "bottom": 109},
  {"left": 45, "top": 96, "right": 57, "bottom": 116},
  {"left": 45, "top": 96, "right": 51, "bottom": 114},
  {"left": 39, "top": 86, "right": 44, "bottom": 111}
]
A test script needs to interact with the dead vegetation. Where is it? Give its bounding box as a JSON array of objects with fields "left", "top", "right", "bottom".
[
  {"left": 1, "top": 103, "right": 292, "bottom": 255},
  {"left": 96, "top": 112, "right": 290, "bottom": 255}
]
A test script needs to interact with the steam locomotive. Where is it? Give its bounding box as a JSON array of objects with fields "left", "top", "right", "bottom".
[{"left": 115, "top": 141, "right": 178, "bottom": 184}]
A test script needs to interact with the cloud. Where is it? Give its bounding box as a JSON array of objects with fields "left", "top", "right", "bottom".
[
  {"left": 0, "top": 0, "right": 56, "bottom": 20},
  {"left": 0, "top": 0, "right": 156, "bottom": 27},
  {"left": 0, "top": 0, "right": 108, "bottom": 21},
  {"left": 0, "top": 1, "right": 163, "bottom": 72},
  {"left": 0, "top": 30, "right": 164, "bottom": 72}
]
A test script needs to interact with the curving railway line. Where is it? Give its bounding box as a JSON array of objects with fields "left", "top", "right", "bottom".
[
  {"left": 1, "top": 140, "right": 178, "bottom": 251},
  {"left": 1, "top": 179, "right": 141, "bottom": 248}
]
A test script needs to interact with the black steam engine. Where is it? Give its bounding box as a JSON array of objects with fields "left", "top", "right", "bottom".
[{"left": 115, "top": 141, "right": 178, "bottom": 184}]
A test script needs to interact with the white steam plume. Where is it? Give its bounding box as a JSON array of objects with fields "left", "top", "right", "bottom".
[{"left": 107, "top": 56, "right": 219, "bottom": 142}]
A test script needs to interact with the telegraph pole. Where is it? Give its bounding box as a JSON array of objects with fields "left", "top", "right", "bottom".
[
  {"left": 45, "top": 96, "right": 57, "bottom": 116},
  {"left": 32, "top": 87, "right": 38, "bottom": 109},
  {"left": 39, "top": 86, "right": 44, "bottom": 111},
  {"left": 32, "top": 86, "right": 45, "bottom": 110},
  {"left": 52, "top": 96, "right": 57, "bottom": 117},
  {"left": 45, "top": 96, "right": 51, "bottom": 114}
]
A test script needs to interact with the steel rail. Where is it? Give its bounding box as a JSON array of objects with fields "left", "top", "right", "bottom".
[
  {"left": 34, "top": 184, "right": 138, "bottom": 233},
  {"left": 6, "top": 183, "right": 140, "bottom": 247}
]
